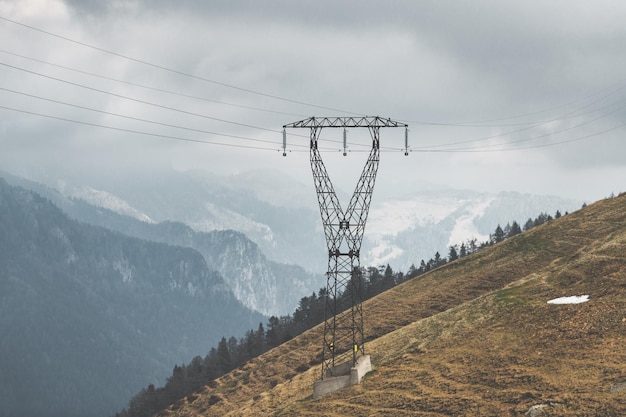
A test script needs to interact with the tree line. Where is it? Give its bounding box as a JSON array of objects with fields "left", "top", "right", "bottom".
[{"left": 114, "top": 209, "right": 566, "bottom": 417}]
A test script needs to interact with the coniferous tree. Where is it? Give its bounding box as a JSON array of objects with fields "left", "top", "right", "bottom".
[
  {"left": 507, "top": 221, "right": 522, "bottom": 238},
  {"left": 503, "top": 222, "right": 512, "bottom": 236},
  {"left": 366, "top": 266, "right": 382, "bottom": 297},
  {"left": 523, "top": 218, "right": 534, "bottom": 231},
  {"left": 433, "top": 251, "right": 444, "bottom": 267},
  {"left": 492, "top": 224, "right": 505, "bottom": 244},
  {"left": 382, "top": 264, "right": 395, "bottom": 290},
  {"left": 459, "top": 243, "right": 467, "bottom": 258},
  {"left": 216, "top": 337, "right": 231, "bottom": 374},
  {"left": 265, "top": 316, "right": 282, "bottom": 347},
  {"left": 468, "top": 238, "right": 478, "bottom": 253},
  {"left": 448, "top": 245, "right": 459, "bottom": 261}
]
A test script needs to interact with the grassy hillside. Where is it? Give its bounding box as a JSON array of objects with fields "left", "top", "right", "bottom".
[{"left": 156, "top": 194, "right": 626, "bottom": 416}]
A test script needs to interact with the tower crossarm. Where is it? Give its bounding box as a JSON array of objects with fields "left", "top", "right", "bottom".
[{"left": 283, "top": 116, "right": 408, "bottom": 129}]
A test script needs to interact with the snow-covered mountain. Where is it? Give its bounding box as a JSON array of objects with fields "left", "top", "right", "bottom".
[
  {"left": 362, "top": 189, "right": 582, "bottom": 270},
  {"left": 56, "top": 180, "right": 156, "bottom": 224}
]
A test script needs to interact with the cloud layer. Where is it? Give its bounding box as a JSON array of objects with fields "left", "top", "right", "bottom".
[{"left": 1, "top": 0, "right": 626, "bottom": 200}]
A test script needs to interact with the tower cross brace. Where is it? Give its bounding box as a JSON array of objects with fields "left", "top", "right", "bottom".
[{"left": 283, "top": 116, "right": 408, "bottom": 379}]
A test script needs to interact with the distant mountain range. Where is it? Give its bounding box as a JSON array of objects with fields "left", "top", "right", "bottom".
[
  {"left": 0, "top": 178, "right": 265, "bottom": 417},
  {"left": 3, "top": 169, "right": 583, "bottom": 314},
  {"left": 2, "top": 172, "right": 320, "bottom": 316},
  {"left": 5, "top": 168, "right": 582, "bottom": 271}
]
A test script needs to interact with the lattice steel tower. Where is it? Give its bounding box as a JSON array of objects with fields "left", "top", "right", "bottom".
[{"left": 283, "top": 116, "right": 408, "bottom": 380}]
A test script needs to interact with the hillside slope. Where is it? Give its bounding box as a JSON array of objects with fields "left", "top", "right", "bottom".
[{"left": 156, "top": 193, "right": 626, "bottom": 416}]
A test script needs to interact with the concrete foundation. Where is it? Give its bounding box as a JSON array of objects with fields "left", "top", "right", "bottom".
[{"left": 312, "top": 355, "right": 372, "bottom": 399}]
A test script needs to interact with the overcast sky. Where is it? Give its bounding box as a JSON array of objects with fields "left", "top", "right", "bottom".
[{"left": 1, "top": 0, "right": 626, "bottom": 201}]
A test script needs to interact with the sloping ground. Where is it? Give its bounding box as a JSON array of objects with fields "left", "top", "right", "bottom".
[{"left": 157, "top": 194, "right": 626, "bottom": 416}]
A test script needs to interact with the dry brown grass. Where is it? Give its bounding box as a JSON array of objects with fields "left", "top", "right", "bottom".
[{"left": 157, "top": 194, "right": 626, "bottom": 416}]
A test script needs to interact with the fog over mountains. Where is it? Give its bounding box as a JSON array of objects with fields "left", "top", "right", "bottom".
[
  {"left": 7, "top": 167, "right": 582, "bottom": 272},
  {"left": 3, "top": 168, "right": 583, "bottom": 315}
]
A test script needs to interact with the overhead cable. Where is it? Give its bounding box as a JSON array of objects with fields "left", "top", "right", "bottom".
[
  {"left": 0, "top": 104, "right": 278, "bottom": 151},
  {"left": 0, "top": 86, "right": 311, "bottom": 148},
  {"left": 0, "top": 15, "right": 362, "bottom": 116},
  {"left": 0, "top": 49, "right": 308, "bottom": 118}
]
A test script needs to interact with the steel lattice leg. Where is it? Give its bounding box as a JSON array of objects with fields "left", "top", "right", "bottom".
[{"left": 311, "top": 127, "right": 380, "bottom": 379}]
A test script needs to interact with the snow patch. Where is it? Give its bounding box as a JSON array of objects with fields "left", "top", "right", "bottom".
[
  {"left": 369, "top": 239, "right": 405, "bottom": 266},
  {"left": 59, "top": 183, "right": 155, "bottom": 223},
  {"left": 113, "top": 260, "right": 133, "bottom": 283},
  {"left": 547, "top": 295, "right": 590, "bottom": 304},
  {"left": 191, "top": 202, "right": 274, "bottom": 244},
  {"left": 368, "top": 196, "right": 460, "bottom": 238},
  {"left": 187, "top": 282, "right": 199, "bottom": 297},
  {"left": 447, "top": 197, "right": 494, "bottom": 247}
]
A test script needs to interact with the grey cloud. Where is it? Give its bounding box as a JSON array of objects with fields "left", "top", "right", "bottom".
[{"left": 2, "top": 0, "right": 626, "bottom": 202}]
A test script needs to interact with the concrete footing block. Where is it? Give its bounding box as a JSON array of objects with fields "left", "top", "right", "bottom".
[{"left": 312, "top": 355, "right": 372, "bottom": 399}]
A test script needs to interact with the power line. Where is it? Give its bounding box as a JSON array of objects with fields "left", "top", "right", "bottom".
[
  {"left": 0, "top": 61, "right": 286, "bottom": 134},
  {"left": 4, "top": 13, "right": 626, "bottom": 134},
  {"left": 0, "top": 57, "right": 379, "bottom": 149},
  {"left": 3, "top": 59, "right": 623, "bottom": 155},
  {"left": 0, "top": 104, "right": 280, "bottom": 151},
  {"left": 414, "top": 96, "right": 626, "bottom": 151},
  {"left": 0, "top": 15, "right": 363, "bottom": 116},
  {"left": 0, "top": 86, "right": 313, "bottom": 148},
  {"left": 2, "top": 15, "right": 624, "bottom": 156},
  {"left": 413, "top": 120, "right": 626, "bottom": 153},
  {"left": 0, "top": 49, "right": 308, "bottom": 119},
  {"left": 2, "top": 102, "right": 622, "bottom": 155}
]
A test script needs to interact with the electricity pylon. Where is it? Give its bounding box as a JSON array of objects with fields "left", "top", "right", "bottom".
[{"left": 283, "top": 116, "right": 408, "bottom": 379}]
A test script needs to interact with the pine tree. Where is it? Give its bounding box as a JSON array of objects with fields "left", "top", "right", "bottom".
[
  {"left": 382, "top": 264, "right": 395, "bottom": 290},
  {"left": 507, "top": 221, "right": 522, "bottom": 238},
  {"left": 459, "top": 243, "right": 467, "bottom": 258},
  {"left": 216, "top": 337, "right": 231, "bottom": 374},
  {"left": 448, "top": 245, "right": 458, "bottom": 261},
  {"left": 523, "top": 218, "right": 534, "bottom": 231},
  {"left": 433, "top": 251, "right": 444, "bottom": 267},
  {"left": 492, "top": 224, "right": 505, "bottom": 243}
]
